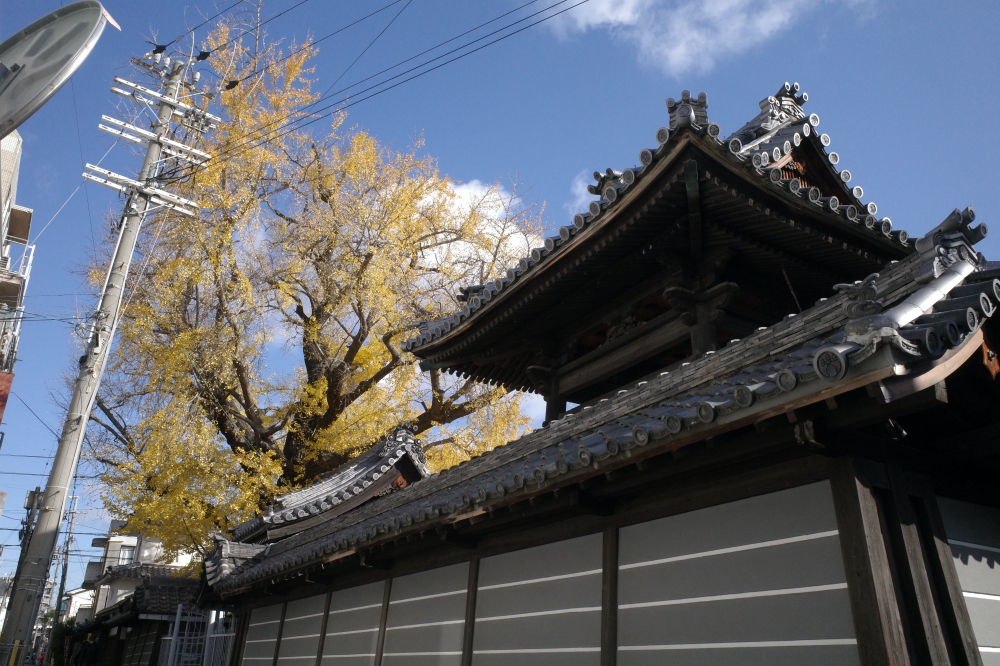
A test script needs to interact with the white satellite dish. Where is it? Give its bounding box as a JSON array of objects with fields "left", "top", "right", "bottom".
[{"left": 0, "top": 1, "right": 116, "bottom": 140}]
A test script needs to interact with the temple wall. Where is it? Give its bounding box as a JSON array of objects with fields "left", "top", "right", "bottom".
[
  {"left": 235, "top": 481, "right": 863, "bottom": 666},
  {"left": 938, "top": 497, "right": 1000, "bottom": 665}
]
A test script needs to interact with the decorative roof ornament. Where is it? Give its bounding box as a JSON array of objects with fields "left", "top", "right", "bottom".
[
  {"left": 667, "top": 90, "right": 709, "bottom": 130},
  {"left": 814, "top": 215, "right": 987, "bottom": 380},
  {"left": 727, "top": 82, "right": 807, "bottom": 149},
  {"left": 834, "top": 273, "right": 883, "bottom": 318}
]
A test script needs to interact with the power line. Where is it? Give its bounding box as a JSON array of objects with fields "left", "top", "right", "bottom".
[
  {"left": 316, "top": 0, "right": 413, "bottom": 100},
  {"left": 9, "top": 392, "right": 60, "bottom": 438},
  {"left": 30, "top": 141, "right": 119, "bottom": 244},
  {"left": 201, "top": 0, "right": 561, "bottom": 164},
  {"left": 157, "top": 0, "right": 245, "bottom": 49},
  {"left": 316, "top": 0, "right": 544, "bottom": 107},
  {"left": 227, "top": 0, "right": 406, "bottom": 88},
  {"left": 69, "top": 77, "right": 98, "bottom": 257},
  {"left": 192, "top": 0, "right": 586, "bottom": 173},
  {"left": 204, "top": 0, "right": 319, "bottom": 62}
]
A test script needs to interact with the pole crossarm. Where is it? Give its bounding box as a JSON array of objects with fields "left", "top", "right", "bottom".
[
  {"left": 80, "top": 173, "right": 197, "bottom": 218},
  {"left": 99, "top": 115, "right": 212, "bottom": 161},
  {"left": 111, "top": 76, "right": 222, "bottom": 122},
  {"left": 82, "top": 164, "right": 200, "bottom": 209}
]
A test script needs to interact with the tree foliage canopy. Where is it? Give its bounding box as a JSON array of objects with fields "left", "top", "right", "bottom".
[{"left": 88, "top": 25, "right": 541, "bottom": 559}]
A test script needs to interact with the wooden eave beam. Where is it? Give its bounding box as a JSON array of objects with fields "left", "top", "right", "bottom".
[{"left": 557, "top": 314, "right": 691, "bottom": 397}]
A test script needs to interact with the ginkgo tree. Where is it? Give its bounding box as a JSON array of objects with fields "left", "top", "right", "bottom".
[{"left": 86, "top": 21, "right": 542, "bottom": 559}]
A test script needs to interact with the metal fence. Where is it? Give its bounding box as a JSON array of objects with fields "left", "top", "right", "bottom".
[
  {"left": 201, "top": 613, "right": 235, "bottom": 666},
  {"left": 156, "top": 609, "right": 236, "bottom": 666}
]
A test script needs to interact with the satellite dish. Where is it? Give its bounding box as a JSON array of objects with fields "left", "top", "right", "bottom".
[{"left": 0, "top": 1, "right": 116, "bottom": 140}]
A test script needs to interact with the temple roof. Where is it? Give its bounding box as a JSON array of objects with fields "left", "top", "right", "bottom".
[
  {"left": 401, "top": 83, "right": 922, "bottom": 396},
  {"left": 205, "top": 216, "right": 995, "bottom": 598}
]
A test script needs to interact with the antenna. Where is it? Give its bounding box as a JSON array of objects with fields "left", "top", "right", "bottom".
[{"left": 0, "top": 35, "right": 218, "bottom": 663}]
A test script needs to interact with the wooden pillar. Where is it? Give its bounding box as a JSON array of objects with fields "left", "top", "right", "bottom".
[
  {"left": 544, "top": 395, "right": 566, "bottom": 425},
  {"left": 883, "top": 465, "right": 952, "bottom": 665},
  {"left": 906, "top": 477, "right": 984, "bottom": 666},
  {"left": 690, "top": 301, "right": 717, "bottom": 357},
  {"left": 227, "top": 609, "right": 252, "bottom": 666},
  {"left": 601, "top": 527, "right": 618, "bottom": 666},
  {"left": 684, "top": 159, "right": 702, "bottom": 257},
  {"left": 313, "top": 592, "right": 333, "bottom": 666},
  {"left": 829, "top": 456, "right": 911, "bottom": 666},
  {"left": 374, "top": 579, "right": 392, "bottom": 666},
  {"left": 461, "top": 557, "right": 480, "bottom": 666},
  {"left": 270, "top": 603, "right": 287, "bottom": 666}
]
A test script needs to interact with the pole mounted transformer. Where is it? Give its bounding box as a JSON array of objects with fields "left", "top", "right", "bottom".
[{"left": 0, "top": 8, "right": 220, "bottom": 658}]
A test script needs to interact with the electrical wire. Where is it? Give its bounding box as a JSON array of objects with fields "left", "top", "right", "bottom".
[
  {"left": 69, "top": 77, "right": 98, "bottom": 257},
  {"left": 226, "top": 0, "right": 407, "bottom": 88},
  {"left": 9, "top": 392, "right": 60, "bottom": 438},
  {"left": 198, "top": 0, "right": 565, "bottom": 164},
  {"left": 158, "top": 0, "right": 245, "bottom": 49},
  {"left": 316, "top": 0, "right": 412, "bottom": 100},
  {"left": 316, "top": 0, "right": 543, "bottom": 106},
  {"left": 189, "top": 0, "right": 588, "bottom": 174},
  {"left": 30, "top": 141, "right": 119, "bottom": 244}
]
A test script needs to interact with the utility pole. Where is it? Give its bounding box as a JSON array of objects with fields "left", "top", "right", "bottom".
[
  {"left": 0, "top": 53, "right": 215, "bottom": 662},
  {"left": 44, "top": 496, "right": 76, "bottom": 666}
]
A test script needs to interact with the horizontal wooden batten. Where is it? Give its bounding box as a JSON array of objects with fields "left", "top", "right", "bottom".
[{"left": 557, "top": 312, "right": 690, "bottom": 397}]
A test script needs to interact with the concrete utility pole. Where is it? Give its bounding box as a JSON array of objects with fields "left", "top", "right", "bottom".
[
  {"left": 44, "top": 496, "right": 76, "bottom": 666},
  {"left": 0, "top": 56, "right": 213, "bottom": 661}
]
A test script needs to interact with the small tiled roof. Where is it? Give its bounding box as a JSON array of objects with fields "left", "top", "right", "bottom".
[
  {"left": 79, "top": 570, "right": 200, "bottom": 631},
  {"left": 229, "top": 426, "right": 430, "bottom": 543},
  {"left": 204, "top": 538, "right": 267, "bottom": 588},
  {"left": 96, "top": 562, "right": 184, "bottom": 584},
  {"left": 207, "top": 217, "right": 992, "bottom": 597},
  {"left": 402, "top": 83, "right": 914, "bottom": 356}
]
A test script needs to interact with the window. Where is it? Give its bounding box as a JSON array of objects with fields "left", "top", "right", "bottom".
[{"left": 118, "top": 545, "right": 136, "bottom": 565}]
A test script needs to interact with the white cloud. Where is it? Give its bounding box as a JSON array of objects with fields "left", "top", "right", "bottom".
[
  {"left": 521, "top": 392, "right": 547, "bottom": 428},
  {"left": 565, "top": 170, "right": 596, "bottom": 220},
  {"left": 427, "top": 178, "right": 539, "bottom": 269},
  {"left": 553, "top": 0, "right": 849, "bottom": 76},
  {"left": 451, "top": 179, "right": 506, "bottom": 217}
]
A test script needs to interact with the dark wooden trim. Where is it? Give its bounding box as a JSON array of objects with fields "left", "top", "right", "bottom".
[
  {"left": 271, "top": 603, "right": 287, "bottom": 666},
  {"left": 557, "top": 313, "right": 690, "bottom": 395},
  {"left": 884, "top": 464, "right": 952, "bottom": 665},
  {"left": 829, "top": 456, "right": 910, "bottom": 666},
  {"left": 373, "top": 578, "right": 392, "bottom": 666},
  {"left": 600, "top": 527, "right": 618, "bottom": 666},
  {"left": 228, "top": 609, "right": 251, "bottom": 666},
  {"left": 544, "top": 396, "right": 566, "bottom": 425},
  {"left": 684, "top": 159, "right": 702, "bottom": 256},
  {"left": 313, "top": 591, "right": 332, "bottom": 666},
  {"left": 460, "top": 557, "right": 480, "bottom": 666},
  {"left": 913, "top": 492, "right": 985, "bottom": 666}
]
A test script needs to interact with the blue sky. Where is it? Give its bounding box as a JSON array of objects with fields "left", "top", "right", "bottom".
[{"left": 0, "top": 0, "right": 997, "bottom": 588}]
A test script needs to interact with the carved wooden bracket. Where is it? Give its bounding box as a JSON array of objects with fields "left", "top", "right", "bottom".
[
  {"left": 663, "top": 281, "right": 740, "bottom": 326},
  {"left": 525, "top": 364, "right": 556, "bottom": 395}
]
